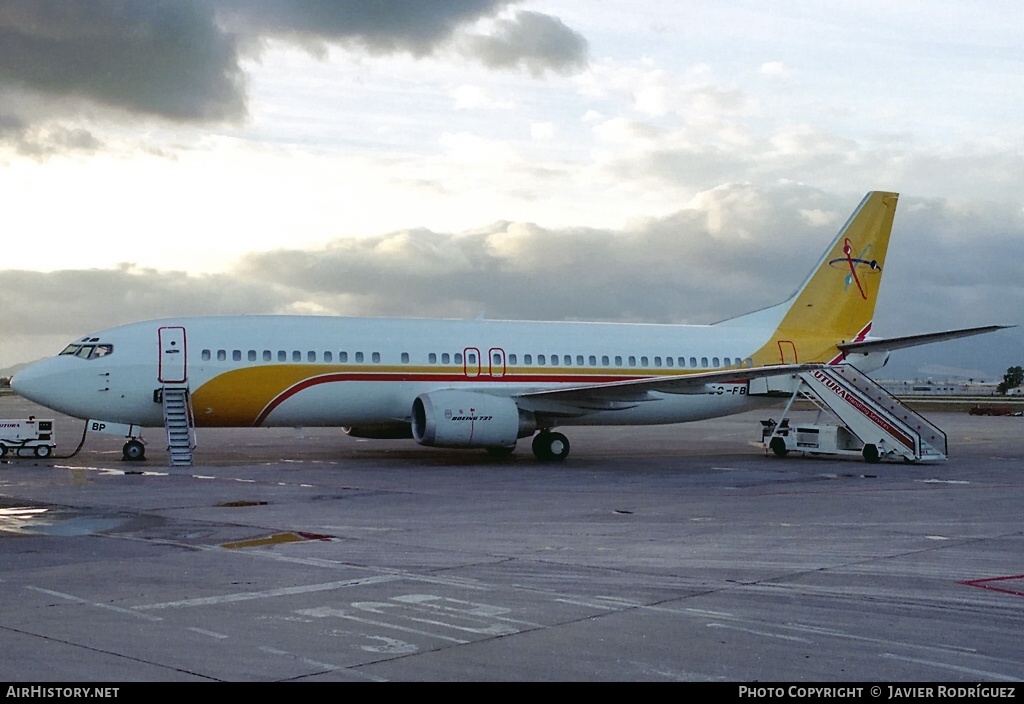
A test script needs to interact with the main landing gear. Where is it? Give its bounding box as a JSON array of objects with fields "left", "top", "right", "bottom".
[{"left": 532, "top": 430, "right": 570, "bottom": 462}]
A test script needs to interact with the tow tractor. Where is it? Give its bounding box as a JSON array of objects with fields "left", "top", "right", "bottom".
[{"left": 0, "top": 418, "right": 56, "bottom": 458}]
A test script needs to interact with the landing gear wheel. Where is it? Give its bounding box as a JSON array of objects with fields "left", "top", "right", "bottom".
[
  {"left": 862, "top": 443, "right": 881, "bottom": 464},
  {"left": 123, "top": 439, "right": 146, "bottom": 462},
  {"left": 532, "top": 431, "right": 570, "bottom": 462},
  {"left": 0, "top": 445, "right": 7, "bottom": 458},
  {"left": 34, "top": 445, "right": 52, "bottom": 459},
  {"left": 769, "top": 437, "right": 789, "bottom": 458}
]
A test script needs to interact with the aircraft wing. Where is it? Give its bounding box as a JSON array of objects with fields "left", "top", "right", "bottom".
[
  {"left": 838, "top": 325, "right": 1014, "bottom": 355},
  {"left": 515, "top": 363, "right": 821, "bottom": 417}
]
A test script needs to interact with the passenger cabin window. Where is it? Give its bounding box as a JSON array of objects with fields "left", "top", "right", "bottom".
[
  {"left": 339, "top": 352, "right": 348, "bottom": 363},
  {"left": 263, "top": 350, "right": 272, "bottom": 362},
  {"left": 278, "top": 351, "right": 287, "bottom": 362},
  {"left": 355, "top": 352, "right": 364, "bottom": 363},
  {"left": 324, "top": 351, "right": 333, "bottom": 362},
  {"left": 217, "top": 350, "right": 226, "bottom": 361},
  {"left": 248, "top": 350, "right": 256, "bottom": 362},
  {"left": 429, "top": 353, "right": 437, "bottom": 364},
  {"left": 441, "top": 353, "right": 450, "bottom": 364},
  {"left": 308, "top": 351, "right": 316, "bottom": 362},
  {"left": 201, "top": 349, "right": 211, "bottom": 361},
  {"left": 233, "top": 350, "right": 242, "bottom": 362},
  {"left": 524, "top": 354, "right": 533, "bottom": 365},
  {"left": 401, "top": 352, "right": 410, "bottom": 363},
  {"left": 372, "top": 352, "right": 380, "bottom": 363},
  {"left": 509, "top": 354, "right": 517, "bottom": 365}
]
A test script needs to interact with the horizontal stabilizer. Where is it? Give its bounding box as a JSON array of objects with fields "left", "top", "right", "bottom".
[{"left": 838, "top": 325, "right": 1014, "bottom": 355}]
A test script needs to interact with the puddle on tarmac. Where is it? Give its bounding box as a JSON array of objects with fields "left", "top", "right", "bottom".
[{"left": 0, "top": 505, "right": 128, "bottom": 536}]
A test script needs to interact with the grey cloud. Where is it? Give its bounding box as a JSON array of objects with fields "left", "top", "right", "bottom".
[
  {"left": 232, "top": 184, "right": 875, "bottom": 325},
  {"left": 0, "top": 266, "right": 290, "bottom": 337},
  {"left": 458, "top": 10, "right": 589, "bottom": 76},
  {"left": 0, "top": 266, "right": 293, "bottom": 368},
  {"left": 0, "top": 1, "right": 246, "bottom": 121},
  {"left": 12, "top": 125, "right": 102, "bottom": 158},
  {"left": 0, "top": 0, "right": 578, "bottom": 145},
  {"left": 0, "top": 112, "right": 25, "bottom": 134},
  {"left": 216, "top": 0, "right": 509, "bottom": 56}
]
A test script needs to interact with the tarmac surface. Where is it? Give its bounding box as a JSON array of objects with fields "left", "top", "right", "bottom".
[{"left": 1, "top": 393, "right": 1022, "bottom": 682}]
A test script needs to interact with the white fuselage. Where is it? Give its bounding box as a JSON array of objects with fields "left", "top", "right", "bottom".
[{"left": 13, "top": 315, "right": 789, "bottom": 429}]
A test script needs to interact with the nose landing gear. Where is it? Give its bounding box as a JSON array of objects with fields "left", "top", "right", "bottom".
[{"left": 122, "top": 439, "right": 146, "bottom": 461}]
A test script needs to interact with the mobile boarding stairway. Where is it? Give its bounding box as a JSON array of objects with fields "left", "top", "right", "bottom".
[
  {"left": 161, "top": 384, "right": 196, "bottom": 467},
  {"left": 753, "top": 365, "right": 947, "bottom": 464}
]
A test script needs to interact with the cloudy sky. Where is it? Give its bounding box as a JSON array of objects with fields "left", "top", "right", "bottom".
[{"left": 1, "top": 0, "right": 1021, "bottom": 380}]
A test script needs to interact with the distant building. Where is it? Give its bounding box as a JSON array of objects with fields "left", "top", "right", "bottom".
[{"left": 879, "top": 380, "right": 1001, "bottom": 397}]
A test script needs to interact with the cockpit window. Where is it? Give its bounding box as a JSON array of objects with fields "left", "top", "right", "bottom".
[{"left": 59, "top": 343, "right": 113, "bottom": 360}]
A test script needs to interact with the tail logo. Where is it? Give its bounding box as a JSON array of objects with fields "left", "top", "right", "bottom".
[{"left": 829, "top": 238, "right": 880, "bottom": 299}]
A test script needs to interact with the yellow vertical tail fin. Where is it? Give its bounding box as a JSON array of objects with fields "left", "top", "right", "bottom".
[{"left": 748, "top": 191, "right": 899, "bottom": 365}]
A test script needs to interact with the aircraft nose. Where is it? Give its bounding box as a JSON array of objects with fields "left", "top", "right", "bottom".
[
  {"left": 11, "top": 363, "right": 37, "bottom": 397},
  {"left": 11, "top": 359, "right": 60, "bottom": 407}
]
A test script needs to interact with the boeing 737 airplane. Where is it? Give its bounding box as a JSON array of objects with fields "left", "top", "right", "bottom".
[{"left": 11, "top": 192, "right": 1006, "bottom": 462}]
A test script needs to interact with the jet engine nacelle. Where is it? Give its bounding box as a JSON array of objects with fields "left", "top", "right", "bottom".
[{"left": 411, "top": 390, "right": 534, "bottom": 449}]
